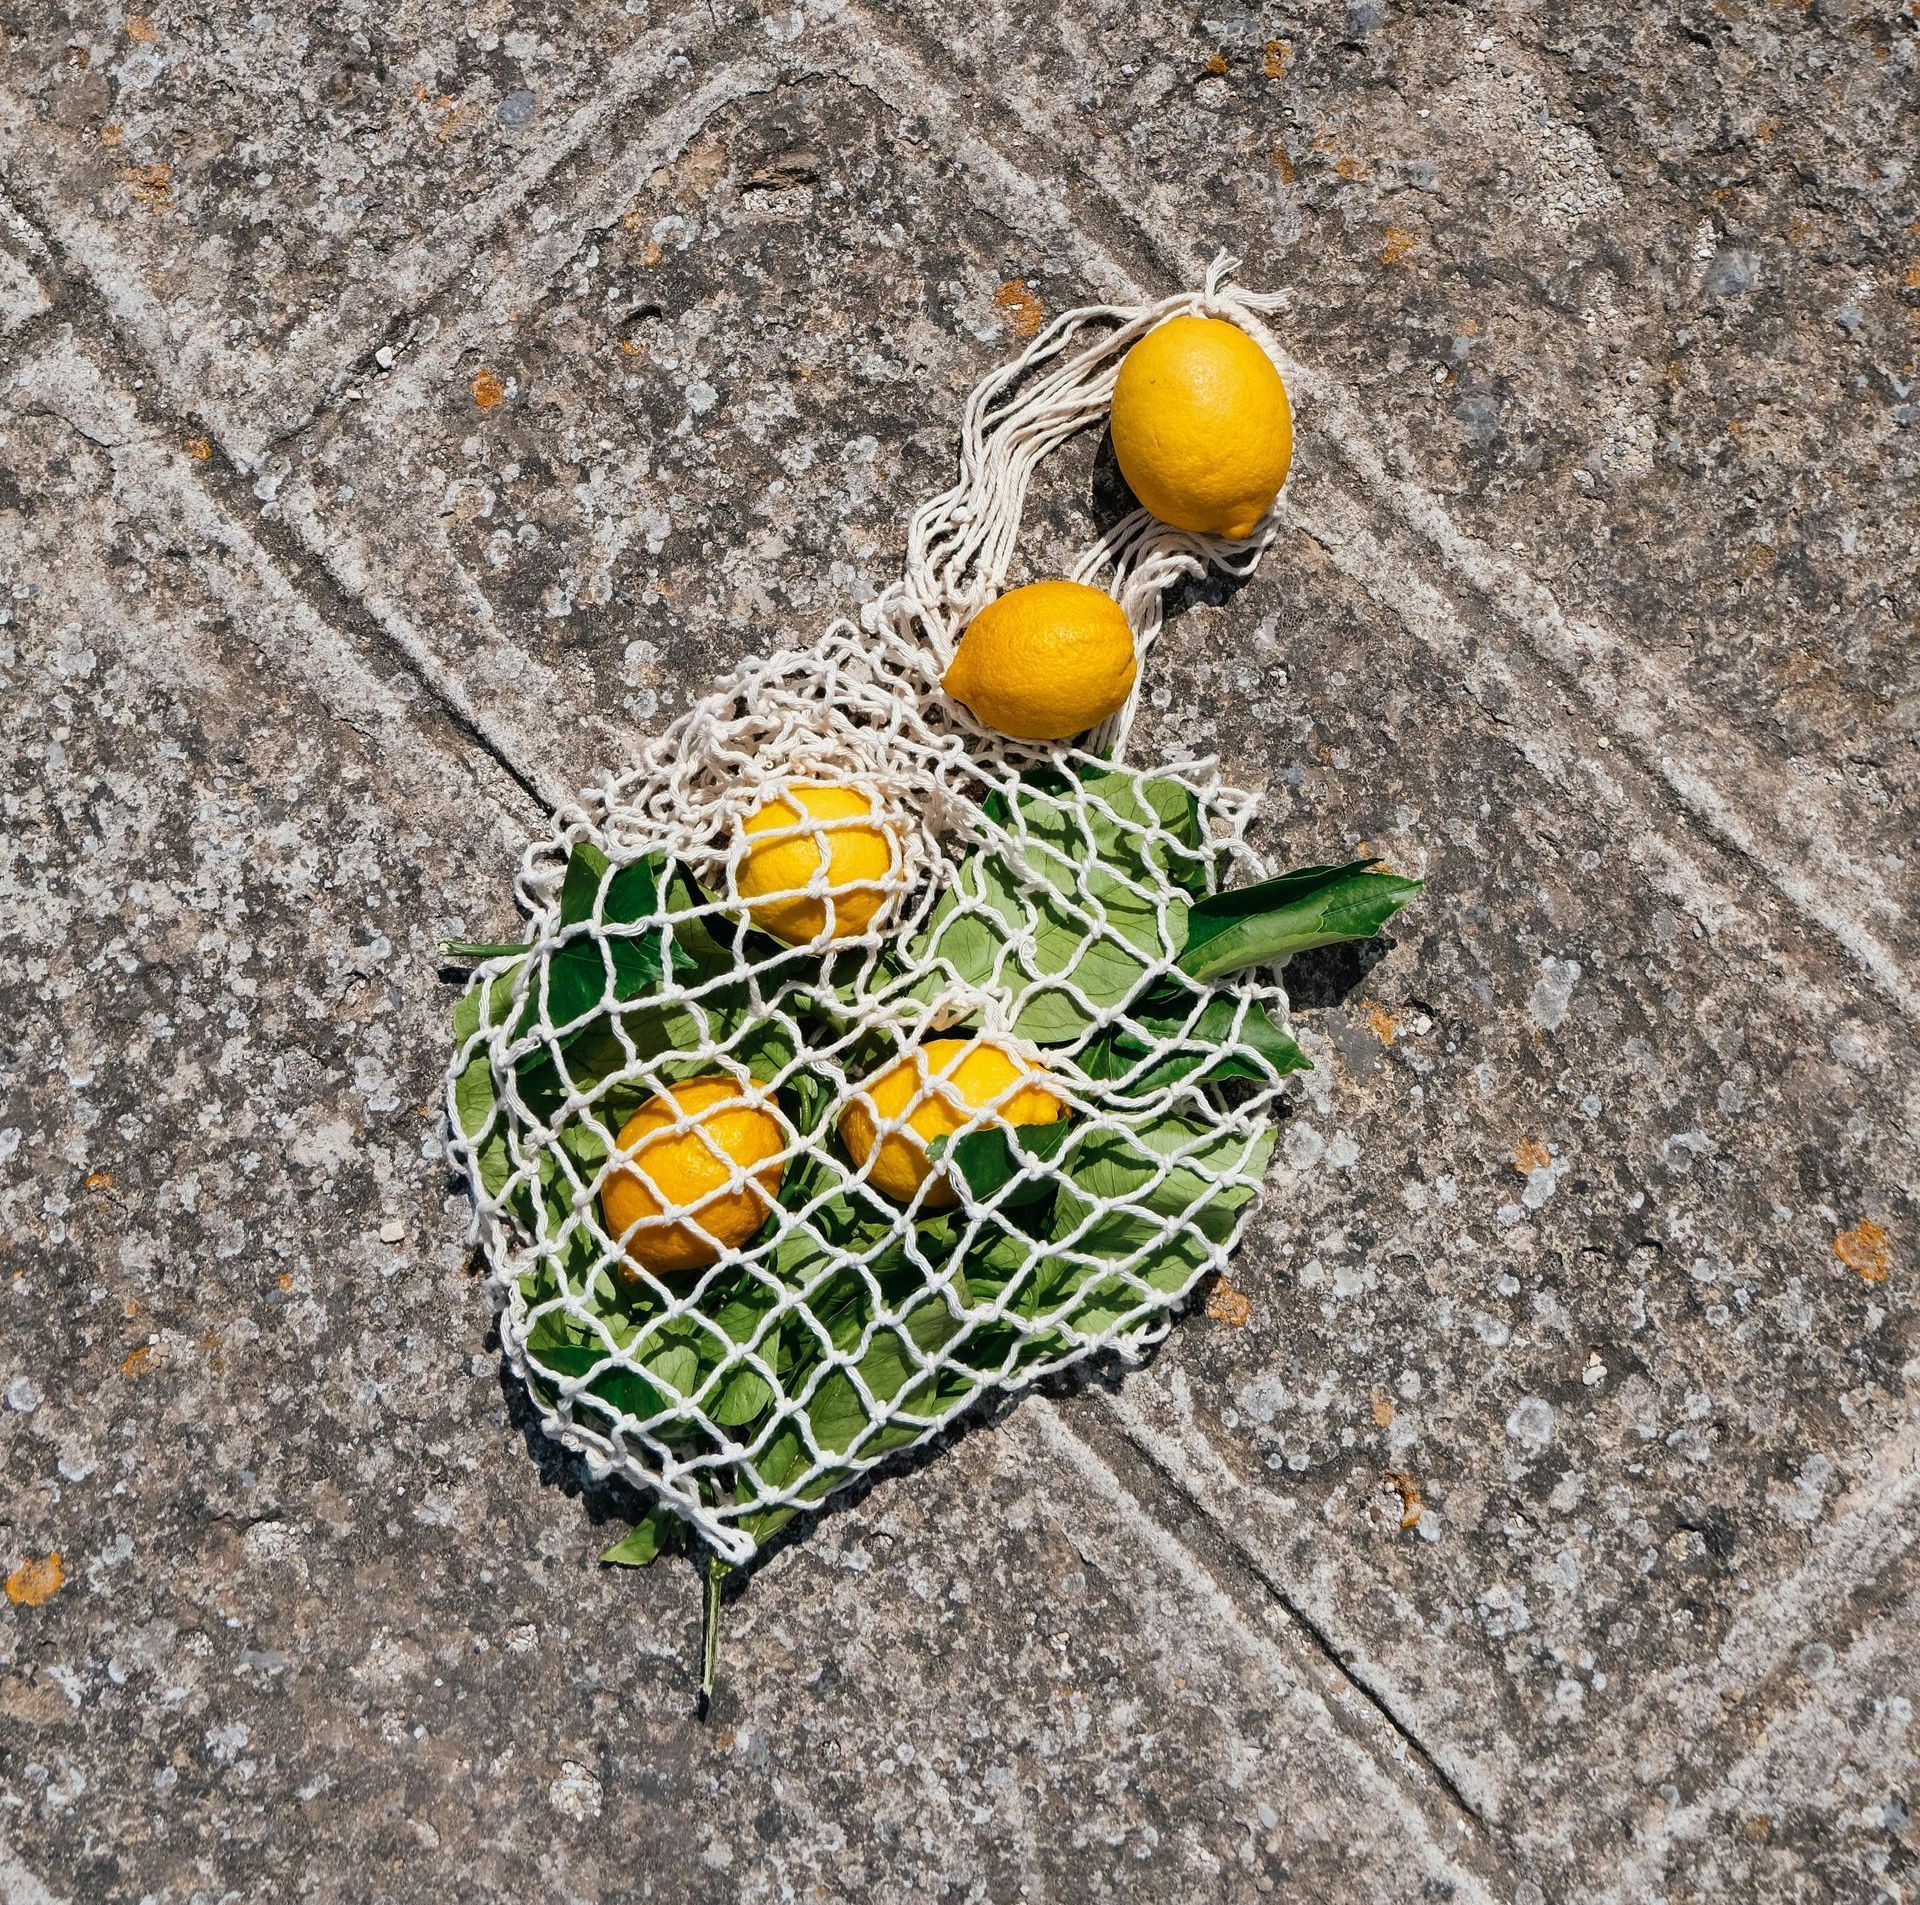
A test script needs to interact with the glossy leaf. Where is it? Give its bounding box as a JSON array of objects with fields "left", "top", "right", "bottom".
[
  {"left": 1178, "top": 861, "right": 1422, "bottom": 981},
  {"left": 600, "top": 1505, "right": 686, "bottom": 1567}
]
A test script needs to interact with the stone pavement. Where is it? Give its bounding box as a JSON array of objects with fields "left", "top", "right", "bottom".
[{"left": 2, "top": 3, "right": 1915, "bottom": 1900}]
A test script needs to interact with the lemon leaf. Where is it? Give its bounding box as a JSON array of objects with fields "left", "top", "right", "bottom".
[
  {"left": 928, "top": 1118, "right": 1073, "bottom": 1205},
  {"left": 709, "top": 1366, "right": 774, "bottom": 1427},
  {"left": 1179, "top": 861, "right": 1422, "bottom": 980},
  {"left": 1079, "top": 992, "right": 1310, "bottom": 1095},
  {"left": 600, "top": 1506, "right": 685, "bottom": 1567},
  {"left": 560, "top": 841, "right": 612, "bottom": 926}
]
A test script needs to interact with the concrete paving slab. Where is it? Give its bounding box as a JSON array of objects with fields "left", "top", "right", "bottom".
[
  {"left": 3, "top": 4, "right": 1916, "bottom": 1901},
  {"left": 0, "top": 324, "right": 1530, "bottom": 1905},
  {"left": 0, "top": 0, "right": 760, "bottom": 456}
]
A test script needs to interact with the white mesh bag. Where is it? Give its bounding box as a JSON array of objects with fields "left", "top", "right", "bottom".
[{"left": 444, "top": 257, "right": 1415, "bottom": 1581}]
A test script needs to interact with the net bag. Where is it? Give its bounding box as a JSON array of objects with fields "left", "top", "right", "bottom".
[{"left": 445, "top": 258, "right": 1384, "bottom": 1569}]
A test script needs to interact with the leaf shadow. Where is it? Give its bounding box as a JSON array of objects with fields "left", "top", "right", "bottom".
[{"left": 1282, "top": 932, "right": 1396, "bottom": 1008}]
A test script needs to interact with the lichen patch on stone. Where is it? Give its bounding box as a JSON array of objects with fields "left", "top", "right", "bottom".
[
  {"left": 993, "top": 280, "right": 1044, "bottom": 339},
  {"left": 1514, "top": 1137, "right": 1552, "bottom": 1175},
  {"left": 5, "top": 1553, "right": 63, "bottom": 1607},
  {"left": 1833, "top": 1219, "right": 1889, "bottom": 1282}
]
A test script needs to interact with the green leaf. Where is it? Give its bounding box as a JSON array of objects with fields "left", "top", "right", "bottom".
[
  {"left": 600, "top": 1505, "right": 685, "bottom": 1567},
  {"left": 451, "top": 961, "right": 526, "bottom": 1196},
  {"left": 709, "top": 1365, "right": 775, "bottom": 1427},
  {"left": 561, "top": 841, "right": 613, "bottom": 927},
  {"left": 804, "top": 1368, "right": 872, "bottom": 1454},
  {"left": 1179, "top": 861, "right": 1421, "bottom": 981},
  {"left": 1081, "top": 993, "right": 1311, "bottom": 1096},
  {"left": 929, "top": 1116, "right": 1074, "bottom": 1206},
  {"left": 515, "top": 851, "right": 665, "bottom": 1043},
  {"left": 453, "top": 1052, "right": 499, "bottom": 1145},
  {"left": 523, "top": 1339, "right": 676, "bottom": 1424},
  {"left": 1061, "top": 1114, "right": 1271, "bottom": 1225},
  {"left": 904, "top": 763, "right": 1209, "bottom": 1044},
  {"left": 452, "top": 958, "right": 526, "bottom": 1043},
  {"left": 1033, "top": 1117, "right": 1278, "bottom": 1334}
]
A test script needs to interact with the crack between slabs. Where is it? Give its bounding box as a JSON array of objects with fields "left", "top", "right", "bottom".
[
  {"left": 1068, "top": 1392, "right": 1507, "bottom": 1845},
  {"left": 0, "top": 178, "right": 555, "bottom": 818}
]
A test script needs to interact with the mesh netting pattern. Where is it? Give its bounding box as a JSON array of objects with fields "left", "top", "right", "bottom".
[{"left": 447, "top": 258, "right": 1302, "bottom": 1564}]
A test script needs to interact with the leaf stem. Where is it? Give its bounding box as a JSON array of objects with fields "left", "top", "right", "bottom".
[
  {"left": 699, "top": 1549, "right": 731, "bottom": 1715},
  {"left": 438, "top": 939, "right": 529, "bottom": 958}
]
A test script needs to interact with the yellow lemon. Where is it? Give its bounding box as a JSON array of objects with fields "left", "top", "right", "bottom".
[
  {"left": 942, "top": 579, "right": 1137, "bottom": 741},
  {"left": 839, "top": 1037, "right": 1067, "bottom": 1210},
  {"left": 735, "top": 782, "right": 898, "bottom": 944},
  {"left": 600, "top": 1076, "right": 786, "bottom": 1277},
  {"left": 1109, "top": 314, "right": 1293, "bottom": 539}
]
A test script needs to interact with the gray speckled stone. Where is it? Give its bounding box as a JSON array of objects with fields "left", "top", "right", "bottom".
[{"left": 2, "top": 4, "right": 1915, "bottom": 1901}]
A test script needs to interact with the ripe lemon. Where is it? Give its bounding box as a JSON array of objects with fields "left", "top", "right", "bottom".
[
  {"left": 839, "top": 1037, "right": 1067, "bottom": 1210},
  {"left": 942, "top": 579, "right": 1137, "bottom": 741},
  {"left": 1109, "top": 314, "right": 1293, "bottom": 539},
  {"left": 735, "top": 782, "right": 898, "bottom": 944},
  {"left": 600, "top": 1076, "right": 786, "bottom": 1276}
]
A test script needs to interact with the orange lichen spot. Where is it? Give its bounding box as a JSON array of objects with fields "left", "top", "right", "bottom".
[
  {"left": 184, "top": 437, "right": 211, "bottom": 462},
  {"left": 120, "top": 1344, "right": 154, "bottom": 1376},
  {"left": 84, "top": 1170, "right": 113, "bottom": 1191},
  {"left": 1263, "top": 39, "right": 1292, "bottom": 78},
  {"left": 1380, "top": 226, "right": 1416, "bottom": 266},
  {"left": 5, "top": 1554, "right": 62, "bottom": 1607},
  {"left": 1203, "top": 52, "right": 1229, "bottom": 76},
  {"left": 470, "top": 368, "right": 506, "bottom": 411},
  {"left": 64, "top": 43, "right": 90, "bottom": 67},
  {"left": 1757, "top": 117, "right": 1776, "bottom": 140},
  {"left": 100, "top": 122, "right": 123, "bottom": 147},
  {"left": 277, "top": 1272, "right": 294, "bottom": 1292},
  {"left": 1334, "top": 156, "right": 1369, "bottom": 182},
  {"left": 1906, "top": 261, "right": 1920, "bottom": 289},
  {"left": 993, "top": 279, "right": 1045, "bottom": 339},
  {"left": 1363, "top": 1001, "right": 1399, "bottom": 1045},
  {"left": 1369, "top": 1386, "right": 1396, "bottom": 1427},
  {"left": 617, "top": 336, "right": 646, "bottom": 356},
  {"left": 1269, "top": 144, "right": 1297, "bottom": 183},
  {"left": 126, "top": 14, "right": 157, "bottom": 41},
  {"left": 124, "top": 1297, "right": 142, "bottom": 1319},
  {"left": 640, "top": 239, "right": 664, "bottom": 267},
  {"left": 124, "top": 163, "right": 174, "bottom": 214},
  {"left": 1514, "top": 1137, "right": 1552, "bottom": 1175},
  {"left": 427, "top": 95, "right": 470, "bottom": 142},
  {"left": 1382, "top": 1471, "right": 1423, "bottom": 1529},
  {"left": 1205, "top": 1276, "right": 1252, "bottom": 1327},
  {"left": 1834, "top": 1219, "right": 1890, "bottom": 1283}
]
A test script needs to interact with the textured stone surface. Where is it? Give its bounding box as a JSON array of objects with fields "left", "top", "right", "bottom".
[{"left": 3, "top": 3, "right": 1916, "bottom": 1901}]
